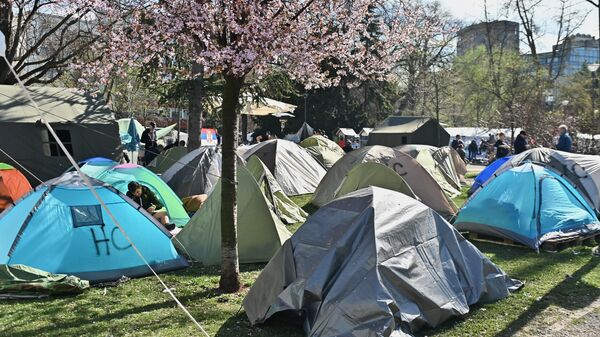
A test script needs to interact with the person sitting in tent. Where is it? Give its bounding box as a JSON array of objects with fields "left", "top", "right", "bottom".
[{"left": 126, "top": 181, "right": 176, "bottom": 231}]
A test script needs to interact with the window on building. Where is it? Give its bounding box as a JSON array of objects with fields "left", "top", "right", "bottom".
[{"left": 41, "top": 129, "right": 73, "bottom": 157}]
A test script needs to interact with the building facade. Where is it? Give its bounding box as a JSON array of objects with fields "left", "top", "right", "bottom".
[
  {"left": 538, "top": 34, "right": 600, "bottom": 77},
  {"left": 457, "top": 20, "right": 520, "bottom": 56}
]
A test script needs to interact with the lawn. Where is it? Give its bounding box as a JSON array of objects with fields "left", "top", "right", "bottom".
[{"left": 1, "top": 192, "right": 598, "bottom": 337}]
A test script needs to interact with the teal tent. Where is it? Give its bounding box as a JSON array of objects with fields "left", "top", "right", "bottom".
[
  {"left": 455, "top": 163, "right": 600, "bottom": 250},
  {"left": 0, "top": 172, "right": 187, "bottom": 283},
  {"left": 92, "top": 164, "right": 190, "bottom": 227}
]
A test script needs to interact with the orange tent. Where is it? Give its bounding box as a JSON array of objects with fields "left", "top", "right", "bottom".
[{"left": 0, "top": 163, "right": 32, "bottom": 211}]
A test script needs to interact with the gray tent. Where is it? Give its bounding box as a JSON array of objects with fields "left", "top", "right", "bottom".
[
  {"left": 368, "top": 116, "right": 449, "bottom": 147},
  {"left": 0, "top": 85, "right": 121, "bottom": 182},
  {"left": 483, "top": 147, "right": 600, "bottom": 212},
  {"left": 161, "top": 146, "right": 221, "bottom": 198},
  {"left": 242, "top": 139, "right": 326, "bottom": 196},
  {"left": 244, "top": 187, "right": 521, "bottom": 337}
]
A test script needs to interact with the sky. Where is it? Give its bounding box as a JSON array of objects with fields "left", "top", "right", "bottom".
[{"left": 441, "top": 0, "right": 599, "bottom": 52}]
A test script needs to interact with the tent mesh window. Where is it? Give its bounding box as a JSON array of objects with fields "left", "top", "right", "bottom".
[
  {"left": 41, "top": 129, "right": 73, "bottom": 157},
  {"left": 70, "top": 205, "right": 104, "bottom": 227}
]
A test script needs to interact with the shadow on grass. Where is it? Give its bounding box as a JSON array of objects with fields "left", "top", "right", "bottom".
[
  {"left": 215, "top": 311, "right": 304, "bottom": 337},
  {"left": 494, "top": 257, "right": 600, "bottom": 337},
  {"left": 7, "top": 287, "right": 223, "bottom": 337}
]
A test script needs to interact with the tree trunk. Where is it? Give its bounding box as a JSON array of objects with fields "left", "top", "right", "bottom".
[
  {"left": 187, "top": 61, "right": 204, "bottom": 152},
  {"left": 219, "top": 74, "right": 244, "bottom": 293}
]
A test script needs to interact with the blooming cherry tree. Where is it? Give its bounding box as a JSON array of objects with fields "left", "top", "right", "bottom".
[{"left": 83, "top": 0, "right": 432, "bottom": 292}]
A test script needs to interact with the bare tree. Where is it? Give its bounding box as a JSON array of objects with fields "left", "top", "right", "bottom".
[{"left": 0, "top": 0, "right": 102, "bottom": 85}]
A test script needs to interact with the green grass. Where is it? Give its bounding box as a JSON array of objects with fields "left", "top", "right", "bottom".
[{"left": 1, "top": 193, "right": 599, "bottom": 337}]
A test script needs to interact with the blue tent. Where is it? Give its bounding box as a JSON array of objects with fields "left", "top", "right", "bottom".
[
  {"left": 456, "top": 163, "right": 600, "bottom": 250},
  {"left": 0, "top": 172, "right": 187, "bottom": 283},
  {"left": 467, "top": 156, "right": 512, "bottom": 195}
]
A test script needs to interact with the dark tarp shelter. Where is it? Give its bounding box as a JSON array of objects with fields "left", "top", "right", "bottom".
[
  {"left": 368, "top": 116, "right": 449, "bottom": 147},
  {"left": 0, "top": 85, "right": 121, "bottom": 183},
  {"left": 244, "top": 187, "right": 521, "bottom": 337}
]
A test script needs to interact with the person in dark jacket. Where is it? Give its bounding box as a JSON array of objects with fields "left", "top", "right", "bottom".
[
  {"left": 141, "top": 122, "right": 159, "bottom": 166},
  {"left": 556, "top": 124, "right": 572, "bottom": 152},
  {"left": 467, "top": 140, "right": 478, "bottom": 161},
  {"left": 126, "top": 181, "right": 175, "bottom": 230},
  {"left": 514, "top": 131, "right": 528, "bottom": 154},
  {"left": 451, "top": 135, "right": 464, "bottom": 150},
  {"left": 494, "top": 133, "right": 510, "bottom": 159}
]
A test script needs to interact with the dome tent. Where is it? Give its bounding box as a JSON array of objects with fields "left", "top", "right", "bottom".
[
  {"left": 174, "top": 165, "right": 292, "bottom": 265},
  {"left": 147, "top": 146, "right": 188, "bottom": 174},
  {"left": 73, "top": 157, "right": 118, "bottom": 178},
  {"left": 455, "top": 162, "right": 600, "bottom": 250},
  {"left": 242, "top": 139, "right": 326, "bottom": 196},
  {"left": 245, "top": 156, "right": 307, "bottom": 224},
  {"left": 467, "top": 155, "right": 512, "bottom": 195},
  {"left": 161, "top": 146, "right": 222, "bottom": 198},
  {"left": 244, "top": 187, "right": 520, "bottom": 337},
  {"left": 311, "top": 145, "right": 458, "bottom": 219},
  {"left": 0, "top": 163, "right": 32, "bottom": 212},
  {"left": 334, "top": 162, "right": 417, "bottom": 200},
  {"left": 486, "top": 148, "right": 600, "bottom": 213},
  {"left": 299, "top": 135, "right": 345, "bottom": 169},
  {"left": 92, "top": 164, "right": 190, "bottom": 227},
  {"left": 396, "top": 144, "right": 463, "bottom": 192},
  {"left": 0, "top": 172, "right": 187, "bottom": 283}
]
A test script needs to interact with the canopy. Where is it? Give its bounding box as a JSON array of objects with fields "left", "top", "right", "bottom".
[
  {"left": 244, "top": 187, "right": 520, "bottom": 336},
  {"left": 92, "top": 164, "right": 190, "bottom": 226},
  {"left": 0, "top": 163, "right": 32, "bottom": 212},
  {"left": 174, "top": 165, "right": 292, "bottom": 265},
  {"left": 242, "top": 139, "right": 326, "bottom": 196},
  {"left": 0, "top": 172, "right": 187, "bottom": 283},
  {"left": 311, "top": 145, "right": 458, "bottom": 219},
  {"left": 240, "top": 96, "right": 297, "bottom": 116},
  {"left": 456, "top": 163, "right": 600, "bottom": 250}
]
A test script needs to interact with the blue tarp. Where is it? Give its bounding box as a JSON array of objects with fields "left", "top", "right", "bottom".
[
  {"left": 456, "top": 163, "right": 600, "bottom": 250},
  {"left": 0, "top": 172, "right": 187, "bottom": 283}
]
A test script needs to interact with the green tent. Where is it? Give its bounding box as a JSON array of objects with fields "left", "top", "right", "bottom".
[
  {"left": 414, "top": 150, "right": 461, "bottom": 198},
  {"left": 299, "top": 135, "right": 345, "bottom": 169},
  {"left": 93, "top": 163, "right": 190, "bottom": 227},
  {"left": 335, "top": 162, "right": 417, "bottom": 200},
  {"left": 0, "top": 264, "right": 89, "bottom": 298},
  {"left": 246, "top": 156, "right": 308, "bottom": 224},
  {"left": 147, "top": 146, "right": 188, "bottom": 174},
  {"left": 174, "top": 165, "right": 292, "bottom": 265}
]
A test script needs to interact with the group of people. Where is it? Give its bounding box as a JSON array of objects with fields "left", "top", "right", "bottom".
[{"left": 452, "top": 124, "right": 574, "bottom": 163}]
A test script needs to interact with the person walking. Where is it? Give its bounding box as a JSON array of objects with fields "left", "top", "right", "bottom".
[
  {"left": 141, "top": 122, "right": 159, "bottom": 166},
  {"left": 514, "top": 131, "right": 528, "bottom": 154},
  {"left": 556, "top": 124, "right": 573, "bottom": 152},
  {"left": 468, "top": 140, "right": 478, "bottom": 162}
]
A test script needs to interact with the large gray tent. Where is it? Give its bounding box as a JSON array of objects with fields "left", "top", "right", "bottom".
[
  {"left": 368, "top": 116, "right": 450, "bottom": 147},
  {"left": 242, "top": 139, "right": 326, "bottom": 196},
  {"left": 161, "top": 146, "right": 221, "bottom": 198},
  {"left": 481, "top": 148, "right": 600, "bottom": 212},
  {"left": 0, "top": 85, "right": 121, "bottom": 182},
  {"left": 244, "top": 187, "right": 520, "bottom": 337}
]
